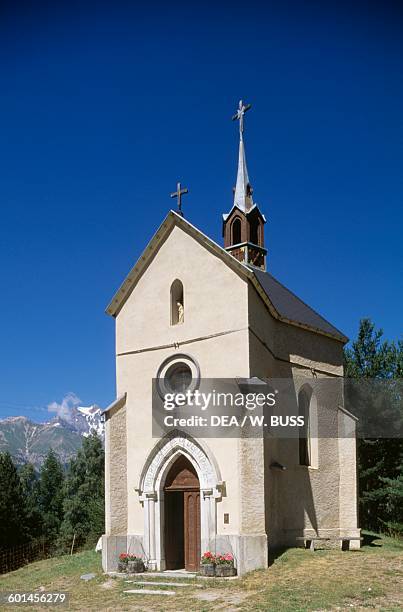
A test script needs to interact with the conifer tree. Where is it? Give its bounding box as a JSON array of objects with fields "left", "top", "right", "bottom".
[
  {"left": 60, "top": 434, "right": 104, "bottom": 549},
  {"left": 0, "top": 452, "right": 28, "bottom": 551},
  {"left": 38, "top": 449, "right": 65, "bottom": 545},
  {"left": 19, "top": 463, "right": 43, "bottom": 540},
  {"left": 344, "top": 319, "right": 403, "bottom": 535}
]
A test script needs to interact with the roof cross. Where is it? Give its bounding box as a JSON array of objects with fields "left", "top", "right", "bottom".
[
  {"left": 232, "top": 100, "right": 252, "bottom": 136},
  {"left": 170, "top": 181, "right": 189, "bottom": 216}
]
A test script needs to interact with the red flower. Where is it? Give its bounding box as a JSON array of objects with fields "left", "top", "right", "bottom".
[
  {"left": 215, "top": 552, "right": 234, "bottom": 566},
  {"left": 201, "top": 551, "right": 216, "bottom": 564}
]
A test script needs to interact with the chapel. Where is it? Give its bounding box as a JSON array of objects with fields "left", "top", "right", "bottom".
[{"left": 102, "top": 101, "right": 360, "bottom": 575}]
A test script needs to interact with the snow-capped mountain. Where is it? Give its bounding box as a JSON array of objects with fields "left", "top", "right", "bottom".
[
  {"left": 53, "top": 405, "right": 104, "bottom": 438},
  {"left": 0, "top": 406, "right": 104, "bottom": 468},
  {"left": 76, "top": 405, "right": 104, "bottom": 437}
]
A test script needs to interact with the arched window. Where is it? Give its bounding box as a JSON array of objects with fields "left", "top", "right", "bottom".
[
  {"left": 231, "top": 218, "right": 242, "bottom": 245},
  {"left": 298, "top": 390, "right": 311, "bottom": 466},
  {"left": 250, "top": 219, "right": 259, "bottom": 245},
  {"left": 298, "top": 387, "right": 318, "bottom": 468},
  {"left": 170, "top": 279, "right": 184, "bottom": 325}
]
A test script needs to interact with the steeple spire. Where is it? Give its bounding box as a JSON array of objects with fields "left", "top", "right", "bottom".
[
  {"left": 232, "top": 100, "right": 253, "bottom": 212},
  {"left": 223, "top": 99, "right": 267, "bottom": 270}
]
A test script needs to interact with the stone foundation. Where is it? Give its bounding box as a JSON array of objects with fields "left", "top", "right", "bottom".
[
  {"left": 102, "top": 534, "right": 144, "bottom": 572},
  {"left": 214, "top": 534, "right": 268, "bottom": 575},
  {"left": 102, "top": 533, "right": 267, "bottom": 576}
]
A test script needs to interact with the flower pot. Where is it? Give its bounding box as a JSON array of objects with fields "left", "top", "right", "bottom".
[
  {"left": 127, "top": 559, "right": 145, "bottom": 573},
  {"left": 200, "top": 563, "right": 216, "bottom": 577},
  {"left": 215, "top": 564, "right": 236, "bottom": 577},
  {"left": 117, "top": 561, "right": 127, "bottom": 572}
]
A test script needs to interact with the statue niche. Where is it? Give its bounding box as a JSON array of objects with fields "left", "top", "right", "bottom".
[{"left": 171, "top": 279, "right": 184, "bottom": 325}]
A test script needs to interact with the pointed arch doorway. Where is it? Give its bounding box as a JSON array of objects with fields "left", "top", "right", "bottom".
[{"left": 164, "top": 455, "right": 201, "bottom": 571}]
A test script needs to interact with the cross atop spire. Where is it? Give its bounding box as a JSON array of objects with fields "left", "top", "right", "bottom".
[
  {"left": 232, "top": 99, "right": 251, "bottom": 137},
  {"left": 170, "top": 181, "right": 188, "bottom": 217},
  {"left": 232, "top": 100, "right": 253, "bottom": 211}
]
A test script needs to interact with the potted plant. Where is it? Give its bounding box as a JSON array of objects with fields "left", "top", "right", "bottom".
[
  {"left": 126, "top": 554, "right": 145, "bottom": 573},
  {"left": 200, "top": 551, "right": 216, "bottom": 576},
  {"left": 118, "top": 553, "right": 129, "bottom": 572},
  {"left": 215, "top": 553, "right": 236, "bottom": 577}
]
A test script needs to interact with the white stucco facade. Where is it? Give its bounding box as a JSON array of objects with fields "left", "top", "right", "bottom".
[{"left": 102, "top": 213, "right": 360, "bottom": 576}]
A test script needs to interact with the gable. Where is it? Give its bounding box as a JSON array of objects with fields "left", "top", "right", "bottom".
[
  {"left": 106, "top": 211, "right": 249, "bottom": 318},
  {"left": 114, "top": 221, "right": 250, "bottom": 356},
  {"left": 106, "top": 210, "right": 347, "bottom": 344}
]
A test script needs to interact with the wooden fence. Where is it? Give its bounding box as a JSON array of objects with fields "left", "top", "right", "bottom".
[{"left": 0, "top": 539, "right": 51, "bottom": 574}]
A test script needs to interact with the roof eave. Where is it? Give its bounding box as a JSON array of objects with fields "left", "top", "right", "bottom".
[
  {"left": 248, "top": 275, "right": 347, "bottom": 344},
  {"left": 102, "top": 393, "right": 127, "bottom": 417}
]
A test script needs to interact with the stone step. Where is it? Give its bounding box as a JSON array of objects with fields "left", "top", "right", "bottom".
[
  {"left": 124, "top": 589, "right": 176, "bottom": 596},
  {"left": 146, "top": 571, "right": 197, "bottom": 579},
  {"left": 125, "top": 580, "right": 202, "bottom": 588}
]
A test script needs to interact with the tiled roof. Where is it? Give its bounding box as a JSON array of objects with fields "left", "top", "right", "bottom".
[{"left": 252, "top": 267, "right": 347, "bottom": 342}]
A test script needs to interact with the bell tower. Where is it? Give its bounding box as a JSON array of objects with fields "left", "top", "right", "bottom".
[{"left": 222, "top": 100, "right": 267, "bottom": 270}]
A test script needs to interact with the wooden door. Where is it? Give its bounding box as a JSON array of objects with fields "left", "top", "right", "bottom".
[
  {"left": 164, "top": 492, "right": 184, "bottom": 569},
  {"left": 184, "top": 491, "right": 200, "bottom": 571},
  {"left": 164, "top": 455, "right": 200, "bottom": 571}
]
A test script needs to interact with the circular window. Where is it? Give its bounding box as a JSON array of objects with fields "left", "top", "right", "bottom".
[
  {"left": 156, "top": 353, "right": 200, "bottom": 400},
  {"left": 165, "top": 362, "right": 192, "bottom": 393}
]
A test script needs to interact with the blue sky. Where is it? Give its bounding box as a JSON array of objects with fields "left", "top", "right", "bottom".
[{"left": 0, "top": 1, "right": 402, "bottom": 421}]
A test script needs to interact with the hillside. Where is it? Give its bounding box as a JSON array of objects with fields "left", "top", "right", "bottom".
[
  {"left": 0, "top": 406, "right": 104, "bottom": 468},
  {"left": 0, "top": 534, "right": 402, "bottom": 610}
]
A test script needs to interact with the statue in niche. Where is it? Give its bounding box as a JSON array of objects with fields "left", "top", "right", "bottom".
[{"left": 177, "top": 301, "right": 184, "bottom": 324}]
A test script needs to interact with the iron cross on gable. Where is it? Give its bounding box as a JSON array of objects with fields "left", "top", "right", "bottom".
[
  {"left": 232, "top": 99, "right": 252, "bottom": 134},
  {"left": 170, "top": 181, "right": 189, "bottom": 216}
]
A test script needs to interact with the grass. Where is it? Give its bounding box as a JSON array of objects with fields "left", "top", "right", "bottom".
[{"left": 0, "top": 533, "right": 402, "bottom": 611}]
